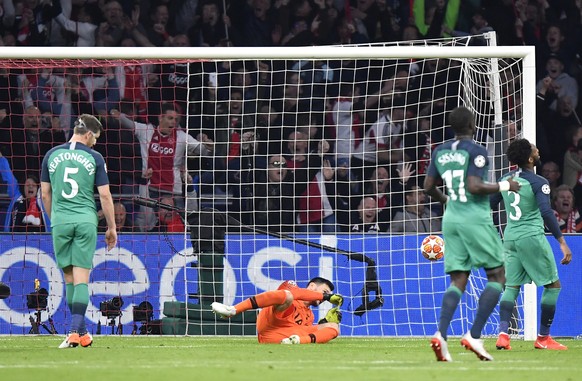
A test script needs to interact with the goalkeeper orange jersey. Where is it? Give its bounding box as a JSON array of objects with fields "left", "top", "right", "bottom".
[{"left": 256, "top": 300, "right": 318, "bottom": 343}]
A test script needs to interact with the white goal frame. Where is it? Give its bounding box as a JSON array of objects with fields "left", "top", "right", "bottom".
[{"left": 0, "top": 44, "right": 537, "bottom": 340}]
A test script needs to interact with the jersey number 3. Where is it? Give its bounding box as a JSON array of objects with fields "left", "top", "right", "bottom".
[{"left": 62, "top": 167, "right": 79, "bottom": 199}]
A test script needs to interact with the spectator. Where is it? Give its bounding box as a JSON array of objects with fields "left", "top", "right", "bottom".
[
  {"left": 95, "top": 0, "right": 127, "bottom": 47},
  {"left": 350, "top": 196, "right": 381, "bottom": 233},
  {"left": 541, "top": 161, "right": 562, "bottom": 195},
  {"left": 0, "top": 152, "right": 47, "bottom": 232},
  {"left": 113, "top": 102, "right": 213, "bottom": 231},
  {"left": 189, "top": 0, "right": 231, "bottom": 47},
  {"left": 536, "top": 54, "right": 578, "bottom": 112},
  {"left": 364, "top": 163, "right": 414, "bottom": 230},
  {"left": 98, "top": 202, "right": 131, "bottom": 232},
  {"left": 150, "top": 196, "right": 185, "bottom": 233},
  {"left": 551, "top": 184, "right": 582, "bottom": 233},
  {"left": 253, "top": 154, "right": 296, "bottom": 233},
  {"left": 295, "top": 153, "right": 337, "bottom": 234},
  {"left": 413, "top": 0, "right": 460, "bottom": 39},
  {"left": 536, "top": 76, "right": 577, "bottom": 165},
  {"left": 239, "top": 0, "right": 279, "bottom": 47},
  {"left": 141, "top": 2, "right": 172, "bottom": 47},
  {"left": 562, "top": 126, "right": 582, "bottom": 205},
  {"left": 0, "top": 105, "right": 66, "bottom": 184},
  {"left": 333, "top": 156, "right": 360, "bottom": 231},
  {"left": 53, "top": 0, "right": 99, "bottom": 47},
  {"left": 536, "top": 24, "right": 574, "bottom": 79},
  {"left": 389, "top": 184, "right": 442, "bottom": 233}
]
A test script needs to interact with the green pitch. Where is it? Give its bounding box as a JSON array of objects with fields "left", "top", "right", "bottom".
[{"left": 0, "top": 336, "right": 580, "bottom": 381}]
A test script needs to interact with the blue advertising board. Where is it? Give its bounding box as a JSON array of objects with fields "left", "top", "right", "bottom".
[{"left": 0, "top": 233, "right": 580, "bottom": 337}]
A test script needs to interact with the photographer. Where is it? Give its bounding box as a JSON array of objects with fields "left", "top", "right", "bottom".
[{"left": 562, "top": 127, "right": 582, "bottom": 210}]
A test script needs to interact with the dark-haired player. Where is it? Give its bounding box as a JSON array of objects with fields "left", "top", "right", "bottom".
[
  {"left": 424, "top": 106, "right": 521, "bottom": 361},
  {"left": 491, "top": 138, "right": 572, "bottom": 351},
  {"left": 212, "top": 277, "right": 343, "bottom": 344},
  {"left": 41, "top": 114, "right": 117, "bottom": 349}
]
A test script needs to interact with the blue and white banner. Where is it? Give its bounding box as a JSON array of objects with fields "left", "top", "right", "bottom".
[{"left": 0, "top": 234, "right": 580, "bottom": 337}]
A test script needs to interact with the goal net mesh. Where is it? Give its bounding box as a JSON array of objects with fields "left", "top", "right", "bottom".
[{"left": 0, "top": 34, "right": 527, "bottom": 337}]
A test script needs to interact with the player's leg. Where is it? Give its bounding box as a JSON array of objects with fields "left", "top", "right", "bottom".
[
  {"left": 431, "top": 223, "right": 470, "bottom": 362},
  {"left": 519, "top": 236, "right": 567, "bottom": 350},
  {"left": 279, "top": 323, "right": 339, "bottom": 344},
  {"left": 534, "top": 281, "right": 567, "bottom": 350},
  {"left": 497, "top": 239, "right": 527, "bottom": 350},
  {"left": 69, "top": 223, "right": 97, "bottom": 347},
  {"left": 53, "top": 225, "right": 82, "bottom": 348},
  {"left": 461, "top": 224, "right": 504, "bottom": 361}
]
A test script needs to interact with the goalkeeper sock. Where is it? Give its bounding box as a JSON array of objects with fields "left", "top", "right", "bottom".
[
  {"left": 470, "top": 282, "right": 503, "bottom": 339},
  {"left": 540, "top": 288, "right": 560, "bottom": 336},
  {"left": 234, "top": 290, "right": 288, "bottom": 312},
  {"left": 298, "top": 327, "right": 339, "bottom": 344},
  {"left": 499, "top": 286, "right": 520, "bottom": 334},
  {"left": 65, "top": 283, "right": 74, "bottom": 313},
  {"left": 438, "top": 285, "right": 462, "bottom": 340}
]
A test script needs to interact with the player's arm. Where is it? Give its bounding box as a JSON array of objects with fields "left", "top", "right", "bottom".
[
  {"left": 423, "top": 174, "right": 448, "bottom": 204},
  {"left": 534, "top": 178, "right": 572, "bottom": 265},
  {"left": 94, "top": 153, "right": 117, "bottom": 251},
  {"left": 40, "top": 181, "right": 52, "bottom": 220},
  {"left": 466, "top": 175, "right": 520, "bottom": 195},
  {"left": 423, "top": 148, "right": 449, "bottom": 204},
  {"left": 97, "top": 184, "right": 117, "bottom": 251}
]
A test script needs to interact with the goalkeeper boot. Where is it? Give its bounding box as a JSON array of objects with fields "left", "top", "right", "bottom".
[
  {"left": 80, "top": 333, "right": 93, "bottom": 348},
  {"left": 461, "top": 332, "right": 494, "bottom": 361},
  {"left": 430, "top": 331, "right": 452, "bottom": 362},
  {"left": 534, "top": 335, "right": 568, "bottom": 350},
  {"left": 495, "top": 332, "right": 511, "bottom": 350},
  {"left": 281, "top": 335, "right": 301, "bottom": 345},
  {"left": 58, "top": 332, "right": 80, "bottom": 349},
  {"left": 211, "top": 302, "right": 237, "bottom": 318}
]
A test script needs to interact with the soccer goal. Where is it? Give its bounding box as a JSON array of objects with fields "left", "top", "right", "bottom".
[{"left": 0, "top": 34, "right": 537, "bottom": 339}]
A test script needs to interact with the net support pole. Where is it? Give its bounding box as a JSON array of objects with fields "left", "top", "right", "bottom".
[{"left": 521, "top": 48, "right": 538, "bottom": 342}]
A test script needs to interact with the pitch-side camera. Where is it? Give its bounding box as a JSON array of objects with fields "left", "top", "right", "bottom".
[
  {"left": 26, "top": 288, "right": 48, "bottom": 310},
  {"left": 132, "top": 301, "right": 153, "bottom": 323},
  {"left": 99, "top": 296, "right": 124, "bottom": 318}
]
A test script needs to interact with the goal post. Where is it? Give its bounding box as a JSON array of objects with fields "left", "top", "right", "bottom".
[{"left": 0, "top": 39, "right": 538, "bottom": 339}]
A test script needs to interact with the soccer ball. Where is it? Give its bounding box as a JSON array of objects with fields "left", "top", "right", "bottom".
[{"left": 420, "top": 235, "right": 445, "bottom": 261}]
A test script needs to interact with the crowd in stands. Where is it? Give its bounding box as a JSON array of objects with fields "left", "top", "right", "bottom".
[{"left": 1, "top": 0, "right": 582, "bottom": 234}]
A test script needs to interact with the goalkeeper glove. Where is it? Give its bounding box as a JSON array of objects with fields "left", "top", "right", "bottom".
[
  {"left": 322, "top": 293, "right": 343, "bottom": 306},
  {"left": 318, "top": 307, "right": 342, "bottom": 324}
]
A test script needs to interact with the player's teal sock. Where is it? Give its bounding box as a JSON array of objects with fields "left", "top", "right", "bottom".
[
  {"left": 540, "top": 288, "right": 560, "bottom": 336},
  {"left": 438, "top": 285, "right": 462, "bottom": 340},
  {"left": 499, "top": 286, "right": 520, "bottom": 334},
  {"left": 470, "top": 282, "right": 503, "bottom": 338},
  {"left": 65, "top": 283, "right": 74, "bottom": 314},
  {"left": 71, "top": 283, "right": 89, "bottom": 334}
]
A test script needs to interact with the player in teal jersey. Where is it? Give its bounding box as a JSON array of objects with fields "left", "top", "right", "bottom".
[
  {"left": 41, "top": 114, "right": 117, "bottom": 349},
  {"left": 424, "top": 106, "right": 520, "bottom": 362},
  {"left": 491, "top": 138, "right": 572, "bottom": 351}
]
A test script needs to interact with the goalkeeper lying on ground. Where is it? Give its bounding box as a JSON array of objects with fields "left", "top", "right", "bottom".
[{"left": 211, "top": 277, "right": 343, "bottom": 344}]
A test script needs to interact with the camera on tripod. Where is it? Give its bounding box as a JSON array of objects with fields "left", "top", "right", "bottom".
[
  {"left": 26, "top": 279, "right": 57, "bottom": 335},
  {"left": 132, "top": 301, "right": 156, "bottom": 335},
  {"left": 99, "top": 296, "right": 123, "bottom": 318},
  {"left": 27, "top": 288, "right": 48, "bottom": 310},
  {"left": 97, "top": 296, "right": 124, "bottom": 335}
]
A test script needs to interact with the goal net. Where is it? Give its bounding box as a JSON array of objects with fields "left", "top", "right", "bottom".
[{"left": 0, "top": 34, "right": 536, "bottom": 338}]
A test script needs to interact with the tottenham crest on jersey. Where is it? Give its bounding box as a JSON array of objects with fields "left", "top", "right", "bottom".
[{"left": 474, "top": 155, "right": 486, "bottom": 168}]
